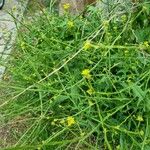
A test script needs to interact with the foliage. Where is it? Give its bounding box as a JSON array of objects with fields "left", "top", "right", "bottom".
[{"left": 0, "top": 0, "right": 150, "bottom": 150}]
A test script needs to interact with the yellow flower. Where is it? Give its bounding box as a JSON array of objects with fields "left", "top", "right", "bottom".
[
  {"left": 67, "top": 21, "right": 74, "bottom": 28},
  {"left": 81, "top": 69, "right": 91, "bottom": 79},
  {"left": 139, "top": 41, "right": 149, "bottom": 49},
  {"left": 67, "top": 116, "right": 75, "bottom": 126},
  {"left": 136, "top": 115, "right": 144, "bottom": 122},
  {"left": 83, "top": 40, "right": 92, "bottom": 50},
  {"left": 144, "top": 41, "right": 149, "bottom": 47},
  {"left": 88, "top": 100, "right": 94, "bottom": 106},
  {"left": 21, "top": 42, "right": 26, "bottom": 50},
  {"left": 63, "top": 3, "right": 70, "bottom": 10},
  {"left": 87, "top": 88, "right": 95, "bottom": 95}
]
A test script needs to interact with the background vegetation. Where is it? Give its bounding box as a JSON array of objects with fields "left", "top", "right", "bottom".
[{"left": 0, "top": 0, "right": 150, "bottom": 149}]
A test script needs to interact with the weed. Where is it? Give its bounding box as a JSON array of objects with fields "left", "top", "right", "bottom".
[{"left": 0, "top": 0, "right": 150, "bottom": 149}]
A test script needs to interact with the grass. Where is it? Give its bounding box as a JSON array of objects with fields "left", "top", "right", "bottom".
[{"left": 0, "top": 0, "right": 150, "bottom": 149}]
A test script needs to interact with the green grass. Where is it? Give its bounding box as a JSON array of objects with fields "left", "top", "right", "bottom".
[{"left": 0, "top": 0, "right": 150, "bottom": 149}]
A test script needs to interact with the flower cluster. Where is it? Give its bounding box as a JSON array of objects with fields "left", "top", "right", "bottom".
[
  {"left": 21, "top": 41, "right": 26, "bottom": 50},
  {"left": 143, "top": 41, "right": 149, "bottom": 48},
  {"left": 136, "top": 115, "right": 144, "bottom": 122},
  {"left": 63, "top": 3, "right": 70, "bottom": 10},
  {"left": 51, "top": 116, "right": 76, "bottom": 127},
  {"left": 81, "top": 69, "right": 91, "bottom": 79},
  {"left": 67, "top": 116, "right": 76, "bottom": 126},
  {"left": 87, "top": 88, "right": 95, "bottom": 95},
  {"left": 67, "top": 21, "right": 74, "bottom": 28},
  {"left": 83, "top": 40, "right": 92, "bottom": 50}
]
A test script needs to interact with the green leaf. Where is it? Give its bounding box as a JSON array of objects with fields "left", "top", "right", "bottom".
[
  {"left": 131, "top": 83, "right": 146, "bottom": 106},
  {"left": 135, "top": 27, "right": 150, "bottom": 43}
]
